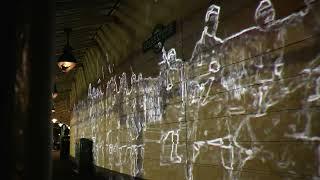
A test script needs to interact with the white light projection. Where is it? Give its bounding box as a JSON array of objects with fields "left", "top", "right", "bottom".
[
  {"left": 70, "top": 0, "right": 320, "bottom": 179},
  {"left": 160, "top": 129, "right": 183, "bottom": 165},
  {"left": 186, "top": 0, "right": 320, "bottom": 179}
]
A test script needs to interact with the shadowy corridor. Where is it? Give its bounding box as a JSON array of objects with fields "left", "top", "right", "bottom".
[
  {"left": 52, "top": 150, "right": 103, "bottom": 180},
  {"left": 4, "top": 0, "right": 320, "bottom": 179}
]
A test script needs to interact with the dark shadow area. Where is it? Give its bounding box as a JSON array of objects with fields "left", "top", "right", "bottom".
[{"left": 52, "top": 138, "right": 145, "bottom": 180}]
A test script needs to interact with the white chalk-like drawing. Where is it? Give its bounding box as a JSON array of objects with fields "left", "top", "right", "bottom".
[{"left": 70, "top": 0, "right": 320, "bottom": 179}]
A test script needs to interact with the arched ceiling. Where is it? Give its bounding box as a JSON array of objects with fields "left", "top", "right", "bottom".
[
  {"left": 53, "top": 0, "right": 215, "bottom": 124},
  {"left": 53, "top": 0, "right": 120, "bottom": 124}
]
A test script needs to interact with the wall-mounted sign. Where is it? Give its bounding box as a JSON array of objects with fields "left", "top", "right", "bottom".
[{"left": 143, "top": 21, "right": 176, "bottom": 53}]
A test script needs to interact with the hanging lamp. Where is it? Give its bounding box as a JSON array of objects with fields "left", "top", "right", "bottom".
[
  {"left": 57, "top": 28, "right": 77, "bottom": 72},
  {"left": 51, "top": 101, "right": 56, "bottom": 112},
  {"left": 52, "top": 83, "right": 58, "bottom": 99}
]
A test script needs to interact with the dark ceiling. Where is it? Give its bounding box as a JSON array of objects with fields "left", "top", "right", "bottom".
[
  {"left": 55, "top": 0, "right": 120, "bottom": 59},
  {"left": 53, "top": 0, "right": 216, "bottom": 124},
  {"left": 53, "top": 0, "right": 120, "bottom": 124}
]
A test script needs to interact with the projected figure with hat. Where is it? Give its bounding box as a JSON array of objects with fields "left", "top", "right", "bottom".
[{"left": 190, "top": 5, "right": 223, "bottom": 66}]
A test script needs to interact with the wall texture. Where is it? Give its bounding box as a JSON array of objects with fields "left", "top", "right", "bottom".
[{"left": 70, "top": 0, "right": 320, "bottom": 179}]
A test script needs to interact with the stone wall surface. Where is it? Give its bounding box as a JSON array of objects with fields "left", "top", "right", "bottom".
[{"left": 70, "top": 0, "right": 320, "bottom": 179}]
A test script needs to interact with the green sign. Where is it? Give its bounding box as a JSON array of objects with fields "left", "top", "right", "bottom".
[{"left": 143, "top": 21, "right": 176, "bottom": 53}]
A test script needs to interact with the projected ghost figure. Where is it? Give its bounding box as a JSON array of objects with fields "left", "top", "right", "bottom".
[
  {"left": 249, "top": 0, "right": 314, "bottom": 115},
  {"left": 187, "top": 5, "right": 223, "bottom": 107},
  {"left": 190, "top": 5, "right": 223, "bottom": 66},
  {"left": 255, "top": 0, "right": 276, "bottom": 31},
  {"left": 159, "top": 48, "right": 184, "bottom": 92},
  {"left": 160, "top": 130, "right": 183, "bottom": 165},
  {"left": 205, "top": 4, "right": 221, "bottom": 40}
]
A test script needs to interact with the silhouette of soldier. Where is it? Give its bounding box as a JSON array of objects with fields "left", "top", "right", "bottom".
[
  {"left": 160, "top": 48, "right": 183, "bottom": 91},
  {"left": 190, "top": 5, "right": 223, "bottom": 66},
  {"left": 255, "top": 0, "right": 312, "bottom": 31}
]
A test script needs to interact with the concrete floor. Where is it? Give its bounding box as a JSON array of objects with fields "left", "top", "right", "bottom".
[{"left": 51, "top": 150, "right": 103, "bottom": 180}]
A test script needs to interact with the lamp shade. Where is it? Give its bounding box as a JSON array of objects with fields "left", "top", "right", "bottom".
[
  {"left": 51, "top": 103, "right": 55, "bottom": 112},
  {"left": 57, "top": 28, "right": 77, "bottom": 72},
  {"left": 57, "top": 45, "right": 77, "bottom": 73}
]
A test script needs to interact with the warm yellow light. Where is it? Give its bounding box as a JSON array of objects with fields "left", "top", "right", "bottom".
[
  {"left": 58, "top": 123, "right": 63, "bottom": 127},
  {"left": 58, "top": 61, "right": 76, "bottom": 73},
  {"left": 52, "top": 92, "right": 58, "bottom": 99},
  {"left": 52, "top": 118, "right": 58, "bottom": 123}
]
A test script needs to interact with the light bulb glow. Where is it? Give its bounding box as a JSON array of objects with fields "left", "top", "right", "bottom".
[
  {"left": 52, "top": 92, "right": 58, "bottom": 99},
  {"left": 52, "top": 118, "right": 57, "bottom": 123},
  {"left": 58, "top": 123, "right": 63, "bottom": 127},
  {"left": 58, "top": 61, "right": 76, "bottom": 73}
]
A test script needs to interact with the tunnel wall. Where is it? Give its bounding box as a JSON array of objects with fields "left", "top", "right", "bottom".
[{"left": 70, "top": 0, "right": 320, "bottom": 179}]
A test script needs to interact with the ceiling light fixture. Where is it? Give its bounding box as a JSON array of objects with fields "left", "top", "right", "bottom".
[
  {"left": 52, "top": 118, "right": 58, "bottom": 123},
  {"left": 57, "top": 28, "right": 77, "bottom": 73},
  {"left": 52, "top": 83, "right": 58, "bottom": 99}
]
